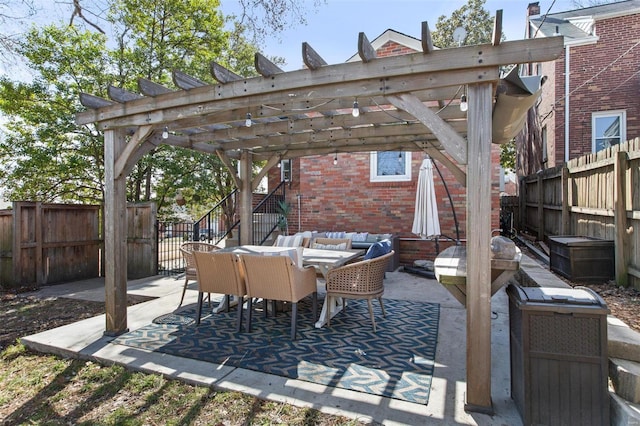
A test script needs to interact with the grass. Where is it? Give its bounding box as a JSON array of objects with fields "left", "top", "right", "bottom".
[{"left": 0, "top": 296, "right": 373, "bottom": 425}]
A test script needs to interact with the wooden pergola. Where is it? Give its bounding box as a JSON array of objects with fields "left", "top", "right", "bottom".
[{"left": 76, "top": 17, "right": 563, "bottom": 413}]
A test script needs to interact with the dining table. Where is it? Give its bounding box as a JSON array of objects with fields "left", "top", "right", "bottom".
[{"left": 214, "top": 245, "right": 364, "bottom": 328}]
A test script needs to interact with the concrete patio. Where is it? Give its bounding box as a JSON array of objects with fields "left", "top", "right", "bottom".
[{"left": 21, "top": 264, "right": 524, "bottom": 425}]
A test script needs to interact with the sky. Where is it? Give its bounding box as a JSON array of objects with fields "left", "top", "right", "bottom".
[
  {"left": 219, "top": 0, "right": 580, "bottom": 71},
  {"left": 3, "top": 0, "right": 581, "bottom": 76}
]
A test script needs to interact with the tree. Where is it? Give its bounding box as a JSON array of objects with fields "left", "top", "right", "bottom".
[
  {"left": 0, "top": 0, "right": 36, "bottom": 59},
  {"left": 431, "top": 0, "right": 496, "bottom": 49},
  {"left": 0, "top": 0, "right": 257, "bottom": 220}
]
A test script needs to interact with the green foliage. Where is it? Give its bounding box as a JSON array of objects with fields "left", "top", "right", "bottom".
[
  {"left": 500, "top": 139, "right": 516, "bottom": 172},
  {"left": 276, "top": 199, "right": 291, "bottom": 233},
  {"left": 432, "top": 0, "right": 497, "bottom": 48},
  {"left": 0, "top": 0, "right": 258, "bottom": 217}
]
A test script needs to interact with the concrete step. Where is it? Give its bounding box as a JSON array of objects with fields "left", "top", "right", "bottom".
[
  {"left": 611, "top": 358, "right": 640, "bottom": 404},
  {"left": 611, "top": 391, "right": 640, "bottom": 426},
  {"left": 609, "top": 316, "right": 640, "bottom": 363}
]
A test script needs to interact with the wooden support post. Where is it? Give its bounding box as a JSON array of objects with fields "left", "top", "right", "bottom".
[
  {"left": 104, "top": 129, "right": 128, "bottom": 335},
  {"left": 614, "top": 151, "right": 629, "bottom": 287},
  {"left": 561, "top": 166, "right": 570, "bottom": 234},
  {"left": 465, "top": 83, "right": 494, "bottom": 414},
  {"left": 239, "top": 150, "right": 253, "bottom": 245}
]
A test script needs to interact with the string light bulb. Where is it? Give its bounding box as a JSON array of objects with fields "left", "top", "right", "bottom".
[
  {"left": 333, "top": 153, "right": 338, "bottom": 165},
  {"left": 459, "top": 94, "right": 468, "bottom": 112},
  {"left": 162, "top": 126, "right": 169, "bottom": 139},
  {"left": 352, "top": 100, "right": 360, "bottom": 118},
  {"left": 245, "top": 113, "right": 252, "bottom": 127},
  {"left": 398, "top": 152, "right": 403, "bottom": 162}
]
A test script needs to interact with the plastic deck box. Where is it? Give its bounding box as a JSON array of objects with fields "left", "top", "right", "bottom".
[
  {"left": 548, "top": 236, "right": 614, "bottom": 282},
  {"left": 507, "top": 284, "right": 610, "bottom": 426}
]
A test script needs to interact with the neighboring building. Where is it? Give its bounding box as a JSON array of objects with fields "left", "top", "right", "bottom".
[
  {"left": 269, "top": 30, "right": 504, "bottom": 265},
  {"left": 520, "top": 0, "right": 640, "bottom": 175}
]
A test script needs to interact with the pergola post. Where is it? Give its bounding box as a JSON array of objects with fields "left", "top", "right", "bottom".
[
  {"left": 465, "top": 82, "right": 494, "bottom": 413},
  {"left": 239, "top": 150, "right": 253, "bottom": 245},
  {"left": 104, "top": 129, "right": 129, "bottom": 335}
]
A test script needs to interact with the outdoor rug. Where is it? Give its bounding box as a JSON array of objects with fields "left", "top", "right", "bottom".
[{"left": 113, "top": 298, "right": 440, "bottom": 405}]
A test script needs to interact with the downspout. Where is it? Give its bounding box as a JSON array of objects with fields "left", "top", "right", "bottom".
[{"left": 564, "top": 44, "right": 570, "bottom": 163}]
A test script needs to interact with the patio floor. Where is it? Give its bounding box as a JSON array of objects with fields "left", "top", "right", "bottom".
[{"left": 21, "top": 266, "right": 523, "bottom": 425}]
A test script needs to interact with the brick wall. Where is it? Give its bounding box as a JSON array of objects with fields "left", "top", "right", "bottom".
[{"left": 543, "top": 12, "right": 640, "bottom": 166}]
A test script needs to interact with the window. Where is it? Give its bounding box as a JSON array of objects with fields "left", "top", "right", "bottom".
[
  {"left": 280, "top": 159, "right": 292, "bottom": 182},
  {"left": 592, "top": 111, "right": 626, "bottom": 152},
  {"left": 370, "top": 151, "right": 411, "bottom": 182}
]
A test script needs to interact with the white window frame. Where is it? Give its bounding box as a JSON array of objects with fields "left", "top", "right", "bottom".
[
  {"left": 369, "top": 151, "right": 412, "bottom": 182},
  {"left": 592, "top": 110, "right": 626, "bottom": 153},
  {"left": 280, "top": 159, "right": 292, "bottom": 182}
]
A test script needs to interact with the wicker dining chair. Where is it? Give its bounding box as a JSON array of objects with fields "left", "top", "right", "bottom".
[
  {"left": 178, "top": 242, "right": 220, "bottom": 308},
  {"left": 193, "top": 251, "right": 246, "bottom": 329},
  {"left": 239, "top": 254, "right": 318, "bottom": 340},
  {"left": 325, "top": 251, "right": 394, "bottom": 332}
]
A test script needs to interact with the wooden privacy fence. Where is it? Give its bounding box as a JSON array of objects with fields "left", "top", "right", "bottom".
[
  {"left": 0, "top": 202, "right": 157, "bottom": 289},
  {"left": 520, "top": 137, "right": 640, "bottom": 288}
]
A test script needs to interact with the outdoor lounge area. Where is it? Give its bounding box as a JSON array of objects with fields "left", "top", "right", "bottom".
[{"left": 20, "top": 262, "right": 526, "bottom": 425}]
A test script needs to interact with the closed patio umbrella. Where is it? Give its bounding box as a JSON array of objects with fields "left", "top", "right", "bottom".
[{"left": 412, "top": 157, "right": 440, "bottom": 239}]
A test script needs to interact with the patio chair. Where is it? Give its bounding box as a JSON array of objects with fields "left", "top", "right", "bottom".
[
  {"left": 193, "top": 251, "right": 247, "bottom": 330},
  {"left": 239, "top": 254, "right": 318, "bottom": 340},
  {"left": 310, "top": 237, "right": 352, "bottom": 250},
  {"left": 325, "top": 250, "right": 394, "bottom": 332},
  {"left": 179, "top": 242, "right": 220, "bottom": 308}
]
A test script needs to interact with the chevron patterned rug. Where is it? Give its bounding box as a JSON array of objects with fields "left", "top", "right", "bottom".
[{"left": 113, "top": 298, "right": 440, "bottom": 405}]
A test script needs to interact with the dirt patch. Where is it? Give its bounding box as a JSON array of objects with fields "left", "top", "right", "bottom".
[{"left": 0, "top": 293, "right": 153, "bottom": 351}]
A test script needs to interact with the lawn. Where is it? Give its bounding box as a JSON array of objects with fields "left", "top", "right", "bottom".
[{"left": 0, "top": 294, "right": 375, "bottom": 425}]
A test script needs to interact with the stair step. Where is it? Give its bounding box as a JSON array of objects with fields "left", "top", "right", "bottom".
[
  {"left": 611, "top": 391, "right": 640, "bottom": 426},
  {"left": 611, "top": 358, "right": 640, "bottom": 404},
  {"left": 609, "top": 316, "right": 640, "bottom": 363}
]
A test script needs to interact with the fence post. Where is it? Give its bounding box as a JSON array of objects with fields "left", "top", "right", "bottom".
[
  {"left": 537, "top": 171, "right": 544, "bottom": 241},
  {"left": 561, "top": 166, "right": 571, "bottom": 234},
  {"left": 614, "top": 150, "right": 629, "bottom": 287}
]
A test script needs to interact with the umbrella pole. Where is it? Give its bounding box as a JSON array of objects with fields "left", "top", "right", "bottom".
[{"left": 431, "top": 159, "right": 461, "bottom": 244}]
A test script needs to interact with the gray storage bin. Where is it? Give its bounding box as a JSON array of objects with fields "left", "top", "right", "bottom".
[{"left": 507, "top": 284, "right": 610, "bottom": 426}]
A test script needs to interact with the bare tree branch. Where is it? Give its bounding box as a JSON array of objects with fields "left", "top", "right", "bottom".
[{"left": 69, "top": 0, "right": 105, "bottom": 34}]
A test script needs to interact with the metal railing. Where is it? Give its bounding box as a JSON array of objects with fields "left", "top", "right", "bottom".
[
  {"left": 158, "top": 182, "right": 287, "bottom": 276},
  {"left": 192, "top": 189, "right": 239, "bottom": 246},
  {"left": 157, "top": 222, "right": 193, "bottom": 275}
]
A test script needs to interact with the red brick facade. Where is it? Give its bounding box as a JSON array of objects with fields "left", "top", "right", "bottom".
[
  {"left": 536, "top": 12, "right": 640, "bottom": 167},
  {"left": 268, "top": 33, "right": 503, "bottom": 266}
]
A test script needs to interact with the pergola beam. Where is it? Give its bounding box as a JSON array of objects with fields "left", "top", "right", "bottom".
[
  {"left": 387, "top": 93, "right": 468, "bottom": 164},
  {"left": 77, "top": 37, "right": 564, "bottom": 126}
]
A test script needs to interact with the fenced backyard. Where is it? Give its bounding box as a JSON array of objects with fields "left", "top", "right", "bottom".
[{"left": 519, "top": 137, "right": 640, "bottom": 288}]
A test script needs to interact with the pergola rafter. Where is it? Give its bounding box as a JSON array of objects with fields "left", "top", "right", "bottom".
[{"left": 76, "top": 16, "right": 564, "bottom": 414}]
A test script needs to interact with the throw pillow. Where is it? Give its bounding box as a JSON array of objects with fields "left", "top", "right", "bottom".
[
  {"left": 351, "top": 232, "right": 368, "bottom": 242},
  {"left": 364, "top": 239, "right": 392, "bottom": 260},
  {"left": 312, "top": 242, "right": 347, "bottom": 250},
  {"left": 275, "top": 234, "right": 303, "bottom": 247},
  {"left": 326, "top": 231, "right": 346, "bottom": 239}
]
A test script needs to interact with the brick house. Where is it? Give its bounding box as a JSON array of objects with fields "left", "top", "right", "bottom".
[
  {"left": 520, "top": 0, "right": 640, "bottom": 175},
  {"left": 268, "top": 29, "right": 504, "bottom": 266}
]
